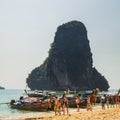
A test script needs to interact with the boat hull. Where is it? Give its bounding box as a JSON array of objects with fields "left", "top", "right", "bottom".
[{"left": 10, "top": 101, "right": 49, "bottom": 111}]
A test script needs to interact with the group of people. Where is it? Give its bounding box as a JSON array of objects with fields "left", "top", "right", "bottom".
[
  {"left": 101, "top": 94, "right": 120, "bottom": 110},
  {"left": 48, "top": 90, "right": 96, "bottom": 115},
  {"left": 48, "top": 89, "right": 120, "bottom": 116},
  {"left": 86, "top": 93, "right": 120, "bottom": 110},
  {"left": 53, "top": 93, "right": 69, "bottom": 115},
  {"left": 48, "top": 93, "right": 81, "bottom": 115},
  {"left": 52, "top": 93, "right": 93, "bottom": 115}
]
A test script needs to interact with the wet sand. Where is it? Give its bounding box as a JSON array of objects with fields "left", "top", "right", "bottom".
[{"left": 1, "top": 106, "right": 120, "bottom": 120}]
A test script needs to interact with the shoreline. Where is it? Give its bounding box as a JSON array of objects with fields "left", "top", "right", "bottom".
[{"left": 1, "top": 105, "right": 120, "bottom": 120}]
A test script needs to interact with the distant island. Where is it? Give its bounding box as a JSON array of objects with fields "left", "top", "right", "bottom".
[
  {"left": 0, "top": 86, "right": 5, "bottom": 89},
  {"left": 26, "top": 20, "right": 109, "bottom": 91}
]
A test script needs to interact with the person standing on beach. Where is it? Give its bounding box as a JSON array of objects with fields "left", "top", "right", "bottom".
[
  {"left": 109, "top": 96, "right": 115, "bottom": 108},
  {"left": 62, "top": 93, "right": 69, "bottom": 115},
  {"left": 48, "top": 94, "right": 54, "bottom": 110},
  {"left": 91, "top": 88, "right": 99, "bottom": 105},
  {"left": 86, "top": 95, "right": 92, "bottom": 111},
  {"left": 100, "top": 95, "right": 106, "bottom": 110},
  {"left": 115, "top": 94, "right": 120, "bottom": 108},
  {"left": 54, "top": 97, "right": 61, "bottom": 115},
  {"left": 106, "top": 95, "right": 110, "bottom": 109},
  {"left": 75, "top": 96, "right": 80, "bottom": 112}
]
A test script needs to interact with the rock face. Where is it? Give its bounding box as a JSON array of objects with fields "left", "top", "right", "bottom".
[
  {"left": 26, "top": 21, "right": 109, "bottom": 91},
  {"left": 0, "top": 86, "right": 5, "bottom": 89}
]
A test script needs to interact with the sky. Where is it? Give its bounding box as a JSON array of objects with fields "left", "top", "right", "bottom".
[{"left": 0, "top": 0, "right": 120, "bottom": 90}]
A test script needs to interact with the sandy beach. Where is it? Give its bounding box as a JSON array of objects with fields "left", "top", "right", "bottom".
[{"left": 1, "top": 106, "right": 120, "bottom": 120}]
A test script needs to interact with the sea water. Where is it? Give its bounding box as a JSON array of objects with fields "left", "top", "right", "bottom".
[
  {"left": 0, "top": 89, "right": 118, "bottom": 118},
  {"left": 0, "top": 89, "right": 44, "bottom": 118}
]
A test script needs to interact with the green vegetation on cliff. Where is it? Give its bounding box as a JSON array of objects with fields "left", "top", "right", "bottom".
[{"left": 26, "top": 21, "right": 109, "bottom": 91}]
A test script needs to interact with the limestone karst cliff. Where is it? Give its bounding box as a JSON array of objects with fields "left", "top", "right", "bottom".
[
  {"left": 26, "top": 21, "right": 109, "bottom": 91},
  {"left": 0, "top": 86, "right": 5, "bottom": 89}
]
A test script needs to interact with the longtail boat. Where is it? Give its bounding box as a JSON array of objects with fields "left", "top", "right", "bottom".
[{"left": 10, "top": 97, "right": 49, "bottom": 111}]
